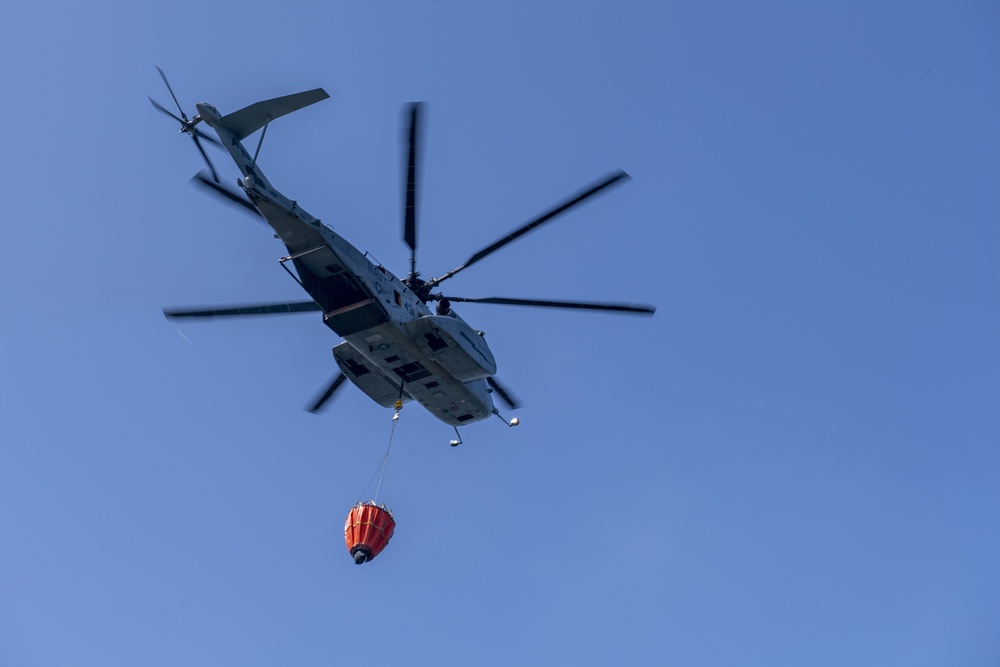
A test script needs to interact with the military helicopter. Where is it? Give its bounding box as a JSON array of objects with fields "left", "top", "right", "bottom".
[{"left": 151, "top": 69, "right": 655, "bottom": 443}]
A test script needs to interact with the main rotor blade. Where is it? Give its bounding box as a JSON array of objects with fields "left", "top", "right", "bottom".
[
  {"left": 403, "top": 103, "right": 422, "bottom": 278},
  {"left": 487, "top": 376, "right": 522, "bottom": 410},
  {"left": 307, "top": 372, "right": 348, "bottom": 413},
  {"left": 440, "top": 295, "right": 656, "bottom": 315},
  {"left": 429, "top": 170, "right": 631, "bottom": 287},
  {"left": 191, "top": 171, "right": 263, "bottom": 219},
  {"left": 156, "top": 66, "right": 188, "bottom": 122},
  {"left": 163, "top": 301, "right": 322, "bottom": 319}
]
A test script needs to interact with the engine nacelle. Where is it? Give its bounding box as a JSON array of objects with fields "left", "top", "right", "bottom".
[{"left": 194, "top": 103, "right": 221, "bottom": 126}]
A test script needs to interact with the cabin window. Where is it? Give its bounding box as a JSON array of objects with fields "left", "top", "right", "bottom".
[
  {"left": 344, "top": 358, "right": 370, "bottom": 377},
  {"left": 394, "top": 291, "right": 402, "bottom": 306},
  {"left": 320, "top": 272, "right": 368, "bottom": 311},
  {"left": 424, "top": 333, "right": 448, "bottom": 352}
]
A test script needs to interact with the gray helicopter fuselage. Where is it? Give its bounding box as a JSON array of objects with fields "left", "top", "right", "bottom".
[{"left": 196, "top": 101, "right": 498, "bottom": 426}]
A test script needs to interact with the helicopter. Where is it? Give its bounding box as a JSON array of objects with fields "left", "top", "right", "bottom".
[{"left": 151, "top": 69, "right": 655, "bottom": 443}]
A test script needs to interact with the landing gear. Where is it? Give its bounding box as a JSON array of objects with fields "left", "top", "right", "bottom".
[
  {"left": 449, "top": 412, "right": 519, "bottom": 447},
  {"left": 493, "top": 409, "right": 520, "bottom": 428}
]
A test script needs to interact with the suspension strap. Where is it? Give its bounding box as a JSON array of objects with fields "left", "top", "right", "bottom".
[{"left": 356, "top": 397, "right": 404, "bottom": 508}]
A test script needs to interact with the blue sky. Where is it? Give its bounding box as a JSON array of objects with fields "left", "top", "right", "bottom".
[{"left": 1, "top": 1, "right": 997, "bottom": 665}]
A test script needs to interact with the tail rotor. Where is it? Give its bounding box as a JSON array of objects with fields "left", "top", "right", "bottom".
[{"left": 149, "top": 66, "right": 221, "bottom": 182}]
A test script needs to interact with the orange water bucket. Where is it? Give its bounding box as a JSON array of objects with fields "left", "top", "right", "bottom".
[{"left": 344, "top": 502, "right": 395, "bottom": 564}]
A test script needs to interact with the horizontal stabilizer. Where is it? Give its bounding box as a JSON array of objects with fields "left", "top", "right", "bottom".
[{"left": 219, "top": 88, "right": 330, "bottom": 141}]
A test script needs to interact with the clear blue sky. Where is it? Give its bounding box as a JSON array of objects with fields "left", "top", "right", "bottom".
[{"left": 1, "top": 2, "right": 997, "bottom": 665}]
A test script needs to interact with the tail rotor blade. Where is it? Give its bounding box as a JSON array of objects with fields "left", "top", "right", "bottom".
[
  {"left": 148, "top": 96, "right": 185, "bottom": 125},
  {"left": 156, "top": 65, "right": 189, "bottom": 122},
  {"left": 149, "top": 97, "right": 220, "bottom": 146},
  {"left": 152, "top": 68, "right": 222, "bottom": 180}
]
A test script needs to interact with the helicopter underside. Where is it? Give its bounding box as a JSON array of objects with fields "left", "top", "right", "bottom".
[{"left": 333, "top": 328, "right": 495, "bottom": 427}]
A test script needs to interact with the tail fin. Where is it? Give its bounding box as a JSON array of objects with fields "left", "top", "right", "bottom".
[{"left": 218, "top": 88, "right": 329, "bottom": 141}]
